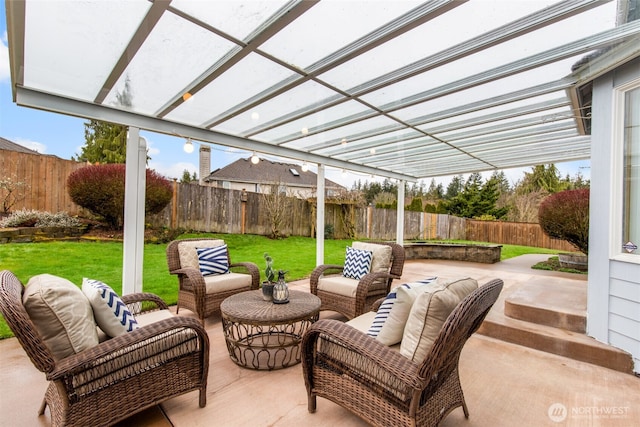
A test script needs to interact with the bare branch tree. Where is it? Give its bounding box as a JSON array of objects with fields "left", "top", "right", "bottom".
[
  {"left": 261, "top": 180, "right": 291, "bottom": 239},
  {"left": 0, "top": 172, "right": 30, "bottom": 214}
]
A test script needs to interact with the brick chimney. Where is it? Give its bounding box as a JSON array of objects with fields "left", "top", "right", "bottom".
[{"left": 199, "top": 145, "right": 211, "bottom": 185}]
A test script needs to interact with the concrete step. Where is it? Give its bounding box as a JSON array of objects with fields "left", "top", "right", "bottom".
[
  {"left": 478, "top": 280, "right": 634, "bottom": 374},
  {"left": 503, "top": 277, "right": 586, "bottom": 333}
]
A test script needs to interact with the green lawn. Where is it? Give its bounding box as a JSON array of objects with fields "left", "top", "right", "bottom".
[{"left": 0, "top": 234, "right": 559, "bottom": 339}]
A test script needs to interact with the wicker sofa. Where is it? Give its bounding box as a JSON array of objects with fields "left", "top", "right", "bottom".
[
  {"left": 310, "top": 241, "right": 405, "bottom": 319},
  {"left": 0, "top": 270, "right": 209, "bottom": 427},
  {"left": 302, "top": 278, "right": 503, "bottom": 427}
]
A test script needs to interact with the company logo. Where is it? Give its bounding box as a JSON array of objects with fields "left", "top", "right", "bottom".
[{"left": 548, "top": 403, "right": 568, "bottom": 423}]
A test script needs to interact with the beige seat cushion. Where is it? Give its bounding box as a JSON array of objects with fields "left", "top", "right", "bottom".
[
  {"left": 346, "top": 312, "right": 401, "bottom": 352},
  {"left": 352, "top": 242, "right": 392, "bottom": 273},
  {"left": 317, "top": 275, "right": 359, "bottom": 297},
  {"left": 177, "top": 239, "right": 225, "bottom": 269},
  {"left": 204, "top": 272, "right": 253, "bottom": 293},
  {"left": 23, "top": 274, "right": 99, "bottom": 360},
  {"left": 135, "top": 309, "right": 174, "bottom": 326},
  {"left": 76, "top": 308, "right": 200, "bottom": 399},
  {"left": 400, "top": 277, "right": 478, "bottom": 362}
]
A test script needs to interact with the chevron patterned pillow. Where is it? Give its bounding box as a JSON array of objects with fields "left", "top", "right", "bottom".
[
  {"left": 342, "top": 246, "right": 373, "bottom": 280},
  {"left": 82, "top": 278, "right": 139, "bottom": 338},
  {"left": 197, "top": 245, "right": 230, "bottom": 276}
]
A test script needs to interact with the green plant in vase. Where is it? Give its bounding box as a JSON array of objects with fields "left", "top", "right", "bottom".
[{"left": 262, "top": 253, "right": 276, "bottom": 301}]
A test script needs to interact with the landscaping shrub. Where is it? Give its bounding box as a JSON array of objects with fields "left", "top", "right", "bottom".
[
  {"left": 538, "top": 188, "right": 589, "bottom": 255},
  {"left": 67, "top": 164, "right": 172, "bottom": 229},
  {"left": 0, "top": 209, "right": 82, "bottom": 228}
]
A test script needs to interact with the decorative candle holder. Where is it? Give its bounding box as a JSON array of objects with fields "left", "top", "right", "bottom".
[{"left": 272, "top": 270, "right": 289, "bottom": 304}]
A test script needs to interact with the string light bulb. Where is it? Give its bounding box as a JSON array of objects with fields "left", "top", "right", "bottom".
[
  {"left": 301, "top": 162, "right": 309, "bottom": 172},
  {"left": 183, "top": 138, "right": 194, "bottom": 153},
  {"left": 251, "top": 152, "right": 260, "bottom": 164}
]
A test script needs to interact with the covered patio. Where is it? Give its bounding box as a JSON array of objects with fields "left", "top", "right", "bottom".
[
  {"left": 6, "top": 0, "right": 640, "bottom": 293},
  {"left": 3, "top": 1, "right": 640, "bottom": 425},
  {"left": 1, "top": 256, "right": 638, "bottom": 426}
]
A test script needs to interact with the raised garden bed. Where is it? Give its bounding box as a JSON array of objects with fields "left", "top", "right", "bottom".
[{"left": 404, "top": 241, "right": 502, "bottom": 264}]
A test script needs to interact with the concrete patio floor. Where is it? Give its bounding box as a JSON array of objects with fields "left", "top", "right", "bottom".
[{"left": 1, "top": 255, "right": 638, "bottom": 426}]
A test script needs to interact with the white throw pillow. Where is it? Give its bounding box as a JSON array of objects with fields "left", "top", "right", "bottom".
[
  {"left": 367, "top": 278, "right": 438, "bottom": 346},
  {"left": 82, "top": 278, "right": 139, "bottom": 338},
  {"left": 23, "top": 274, "right": 99, "bottom": 360},
  {"left": 352, "top": 242, "right": 393, "bottom": 273},
  {"left": 400, "top": 277, "right": 478, "bottom": 361}
]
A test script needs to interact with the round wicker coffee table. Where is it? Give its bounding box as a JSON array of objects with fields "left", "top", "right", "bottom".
[{"left": 220, "top": 290, "right": 321, "bottom": 370}]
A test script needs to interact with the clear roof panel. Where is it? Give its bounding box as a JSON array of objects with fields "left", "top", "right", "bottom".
[
  {"left": 24, "top": 0, "right": 149, "bottom": 101},
  {"left": 103, "top": 11, "right": 237, "bottom": 114},
  {"left": 7, "top": 0, "right": 637, "bottom": 181},
  {"left": 166, "top": 53, "right": 296, "bottom": 127},
  {"left": 171, "top": 0, "right": 289, "bottom": 41},
  {"left": 260, "top": 0, "right": 422, "bottom": 69}
]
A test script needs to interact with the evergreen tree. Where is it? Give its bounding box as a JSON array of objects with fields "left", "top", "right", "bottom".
[
  {"left": 74, "top": 120, "right": 129, "bottom": 163},
  {"left": 516, "top": 164, "right": 565, "bottom": 194},
  {"left": 445, "top": 175, "right": 464, "bottom": 199},
  {"left": 180, "top": 170, "right": 197, "bottom": 183}
]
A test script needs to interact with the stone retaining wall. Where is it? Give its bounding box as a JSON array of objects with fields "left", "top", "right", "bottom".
[
  {"left": 0, "top": 227, "right": 86, "bottom": 243},
  {"left": 404, "top": 242, "right": 502, "bottom": 264}
]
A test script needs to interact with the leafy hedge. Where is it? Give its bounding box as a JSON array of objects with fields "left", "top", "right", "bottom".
[
  {"left": 67, "top": 164, "right": 172, "bottom": 228},
  {"left": 538, "top": 189, "right": 589, "bottom": 255}
]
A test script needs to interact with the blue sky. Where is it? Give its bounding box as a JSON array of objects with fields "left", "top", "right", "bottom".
[{"left": 0, "top": 2, "right": 589, "bottom": 189}]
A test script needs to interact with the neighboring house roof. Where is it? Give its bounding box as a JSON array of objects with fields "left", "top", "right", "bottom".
[
  {"left": 203, "top": 157, "right": 345, "bottom": 190},
  {"left": 0, "top": 137, "right": 41, "bottom": 154}
]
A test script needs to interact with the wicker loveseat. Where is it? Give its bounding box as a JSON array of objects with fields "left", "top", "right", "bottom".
[
  {"left": 0, "top": 270, "right": 209, "bottom": 427},
  {"left": 310, "top": 241, "right": 405, "bottom": 319},
  {"left": 302, "top": 278, "right": 503, "bottom": 427},
  {"left": 167, "top": 238, "right": 260, "bottom": 324}
]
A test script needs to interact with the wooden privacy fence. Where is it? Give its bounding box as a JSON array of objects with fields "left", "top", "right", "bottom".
[
  {"left": 466, "top": 219, "right": 575, "bottom": 252},
  {"left": 1, "top": 152, "right": 576, "bottom": 251},
  {"left": 150, "top": 182, "right": 575, "bottom": 251},
  {"left": 0, "top": 149, "right": 86, "bottom": 215}
]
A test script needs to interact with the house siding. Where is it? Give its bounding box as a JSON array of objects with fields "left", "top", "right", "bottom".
[{"left": 588, "top": 57, "right": 640, "bottom": 373}]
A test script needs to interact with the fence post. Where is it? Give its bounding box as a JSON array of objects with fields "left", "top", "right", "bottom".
[
  {"left": 171, "top": 179, "right": 178, "bottom": 229},
  {"left": 241, "top": 188, "right": 247, "bottom": 234}
]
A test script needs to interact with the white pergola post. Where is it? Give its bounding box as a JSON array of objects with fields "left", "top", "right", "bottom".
[
  {"left": 396, "top": 180, "right": 405, "bottom": 245},
  {"left": 316, "top": 164, "right": 325, "bottom": 266},
  {"left": 122, "top": 128, "right": 147, "bottom": 294}
]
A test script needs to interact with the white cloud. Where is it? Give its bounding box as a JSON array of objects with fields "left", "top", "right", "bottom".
[
  {"left": 149, "top": 161, "right": 197, "bottom": 181},
  {"left": 0, "top": 31, "right": 10, "bottom": 83},
  {"left": 145, "top": 139, "right": 160, "bottom": 157},
  {"left": 14, "top": 137, "right": 47, "bottom": 154}
]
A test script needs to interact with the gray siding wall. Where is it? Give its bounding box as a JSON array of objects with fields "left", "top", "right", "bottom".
[{"left": 589, "top": 57, "right": 640, "bottom": 373}]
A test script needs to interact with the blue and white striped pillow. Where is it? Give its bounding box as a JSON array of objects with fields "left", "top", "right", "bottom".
[
  {"left": 197, "top": 245, "right": 230, "bottom": 276},
  {"left": 82, "top": 278, "right": 139, "bottom": 338},
  {"left": 367, "top": 277, "right": 437, "bottom": 340},
  {"left": 342, "top": 246, "right": 373, "bottom": 280}
]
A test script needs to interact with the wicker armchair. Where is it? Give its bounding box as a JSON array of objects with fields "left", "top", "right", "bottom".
[
  {"left": 0, "top": 270, "right": 209, "bottom": 427},
  {"left": 167, "top": 238, "right": 260, "bottom": 324},
  {"left": 302, "top": 278, "right": 504, "bottom": 427},
  {"left": 310, "top": 241, "right": 405, "bottom": 319}
]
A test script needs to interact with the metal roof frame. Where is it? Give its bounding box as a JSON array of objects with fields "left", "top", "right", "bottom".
[{"left": 6, "top": 0, "right": 640, "bottom": 182}]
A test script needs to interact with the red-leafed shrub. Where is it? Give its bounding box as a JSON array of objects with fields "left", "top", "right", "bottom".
[
  {"left": 68, "top": 164, "right": 172, "bottom": 228},
  {"left": 538, "top": 189, "right": 589, "bottom": 255}
]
